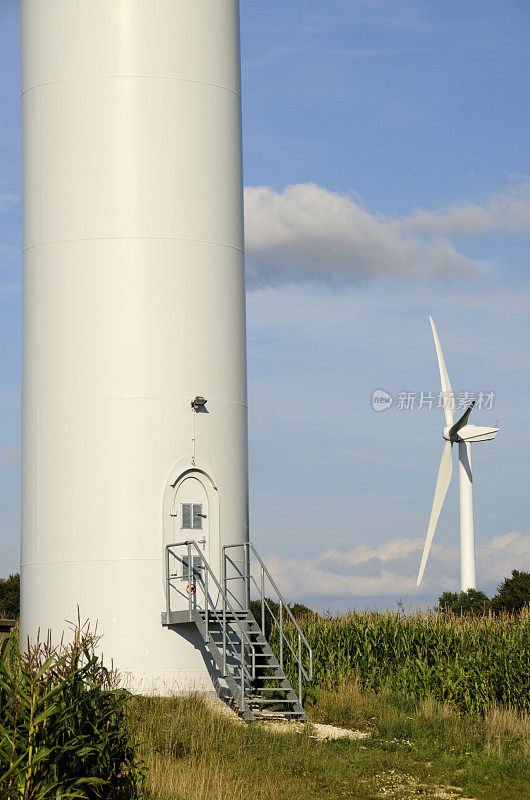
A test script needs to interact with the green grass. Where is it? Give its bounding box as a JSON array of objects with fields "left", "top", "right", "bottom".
[{"left": 134, "top": 685, "right": 530, "bottom": 800}]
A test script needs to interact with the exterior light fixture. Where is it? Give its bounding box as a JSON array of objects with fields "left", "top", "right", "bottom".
[{"left": 191, "top": 396, "right": 207, "bottom": 410}]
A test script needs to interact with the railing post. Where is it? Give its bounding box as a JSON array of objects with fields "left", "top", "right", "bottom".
[
  {"left": 240, "top": 635, "right": 245, "bottom": 711},
  {"left": 260, "top": 566, "right": 265, "bottom": 637},
  {"left": 204, "top": 562, "right": 209, "bottom": 643},
  {"left": 187, "top": 542, "right": 192, "bottom": 622},
  {"left": 222, "top": 547, "right": 227, "bottom": 676},
  {"left": 165, "top": 546, "right": 170, "bottom": 620},
  {"left": 245, "top": 542, "right": 250, "bottom": 611},
  {"left": 298, "top": 635, "right": 302, "bottom": 707},
  {"left": 279, "top": 600, "right": 283, "bottom": 669}
]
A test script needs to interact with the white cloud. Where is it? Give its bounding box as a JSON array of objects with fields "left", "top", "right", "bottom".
[
  {"left": 0, "top": 443, "right": 21, "bottom": 468},
  {"left": 244, "top": 180, "right": 530, "bottom": 286},
  {"left": 259, "top": 532, "right": 530, "bottom": 602},
  {"left": 477, "top": 532, "right": 530, "bottom": 582},
  {"left": 245, "top": 183, "right": 475, "bottom": 285},
  {"left": 403, "top": 180, "right": 530, "bottom": 237}
]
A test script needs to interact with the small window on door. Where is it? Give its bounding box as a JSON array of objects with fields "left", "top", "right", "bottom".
[{"left": 181, "top": 503, "right": 203, "bottom": 530}]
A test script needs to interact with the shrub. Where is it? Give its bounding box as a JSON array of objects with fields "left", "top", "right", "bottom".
[
  {"left": 0, "top": 621, "right": 144, "bottom": 799},
  {"left": 0, "top": 574, "right": 20, "bottom": 619},
  {"left": 492, "top": 570, "right": 530, "bottom": 613},
  {"left": 438, "top": 588, "right": 491, "bottom": 614}
]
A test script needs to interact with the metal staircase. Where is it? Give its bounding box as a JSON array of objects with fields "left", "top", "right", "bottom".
[{"left": 161, "top": 540, "right": 312, "bottom": 722}]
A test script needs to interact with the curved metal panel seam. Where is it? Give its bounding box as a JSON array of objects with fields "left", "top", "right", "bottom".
[
  {"left": 21, "top": 75, "right": 241, "bottom": 99},
  {"left": 22, "top": 399, "right": 248, "bottom": 409},
  {"left": 22, "top": 558, "right": 162, "bottom": 566},
  {"left": 23, "top": 237, "right": 244, "bottom": 254}
]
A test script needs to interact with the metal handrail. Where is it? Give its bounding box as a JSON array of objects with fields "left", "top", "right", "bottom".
[
  {"left": 223, "top": 541, "right": 313, "bottom": 706},
  {"left": 260, "top": 594, "right": 303, "bottom": 674},
  {"left": 165, "top": 541, "right": 256, "bottom": 709}
]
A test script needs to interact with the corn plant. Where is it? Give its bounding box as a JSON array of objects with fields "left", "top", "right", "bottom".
[
  {"left": 0, "top": 622, "right": 144, "bottom": 799},
  {"left": 272, "top": 607, "right": 530, "bottom": 716}
]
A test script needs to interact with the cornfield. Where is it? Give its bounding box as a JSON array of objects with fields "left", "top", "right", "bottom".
[{"left": 273, "top": 608, "right": 530, "bottom": 715}]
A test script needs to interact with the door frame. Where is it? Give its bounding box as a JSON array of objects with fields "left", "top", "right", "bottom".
[{"left": 162, "top": 455, "right": 221, "bottom": 585}]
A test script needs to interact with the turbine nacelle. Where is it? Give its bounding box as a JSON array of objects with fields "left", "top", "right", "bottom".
[
  {"left": 455, "top": 425, "right": 499, "bottom": 443},
  {"left": 443, "top": 424, "right": 499, "bottom": 443}
]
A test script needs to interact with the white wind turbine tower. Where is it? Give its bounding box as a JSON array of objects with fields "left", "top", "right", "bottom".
[{"left": 417, "top": 317, "right": 499, "bottom": 591}]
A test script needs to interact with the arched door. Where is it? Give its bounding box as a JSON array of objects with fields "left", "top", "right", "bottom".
[
  {"left": 171, "top": 474, "right": 209, "bottom": 558},
  {"left": 166, "top": 471, "right": 212, "bottom": 611}
]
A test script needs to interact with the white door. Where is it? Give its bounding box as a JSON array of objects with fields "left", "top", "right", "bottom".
[{"left": 171, "top": 475, "right": 209, "bottom": 607}]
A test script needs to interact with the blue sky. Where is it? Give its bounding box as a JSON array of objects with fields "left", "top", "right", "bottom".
[{"left": 1, "top": 1, "right": 529, "bottom": 609}]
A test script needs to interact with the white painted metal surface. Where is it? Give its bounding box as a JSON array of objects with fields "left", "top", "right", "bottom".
[
  {"left": 20, "top": 0, "right": 248, "bottom": 694},
  {"left": 458, "top": 441, "right": 476, "bottom": 592},
  {"left": 416, "top": 318, "right": 499, "bottom": 591}
]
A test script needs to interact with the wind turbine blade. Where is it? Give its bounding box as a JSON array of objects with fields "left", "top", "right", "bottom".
[
  {"left": 417, "top": 440, "right": 453, "bottom": 586},
  {"left": 429, "top": 317, "right": 454, "bottom": 427},
  {"left": 449, "top": 401, "right": 475, "bottom": 439}
]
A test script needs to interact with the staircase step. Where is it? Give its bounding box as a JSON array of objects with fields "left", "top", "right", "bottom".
[
  {"left": 252, "top": 665, "right": 284, "bottom": 671},
  {"left": 247, "top": 698, "right": 294, "bottom": 704},
  {"left": 252, "top": 711, "right": 305, "bottom": 718}
]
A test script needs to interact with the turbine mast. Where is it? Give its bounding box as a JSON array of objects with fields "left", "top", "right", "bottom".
[{"left": 458, "top": 441, "right": 476, "bottom": 590}]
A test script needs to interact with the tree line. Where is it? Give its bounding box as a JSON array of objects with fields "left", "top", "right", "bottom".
[
  {"left": 438, "top": 570, "right": 530, "bottom": 614},
  {"left": 2, "top": 570, "right": 530, "bottom": 620}
]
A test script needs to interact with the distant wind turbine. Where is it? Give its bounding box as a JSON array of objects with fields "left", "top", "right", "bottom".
[{"left": 417, "top": 317, "right": 499, "bottom": 591}]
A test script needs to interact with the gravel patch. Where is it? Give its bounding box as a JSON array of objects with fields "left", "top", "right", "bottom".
[
  {"left": 310, "top": 722, "right": 370, "bottom": 740},
  {"left": 257, "top": 719, "right": 369, "bottom": 740},
  {"left": 204, "top": 697, "right": 370, "bottom": 740}
]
